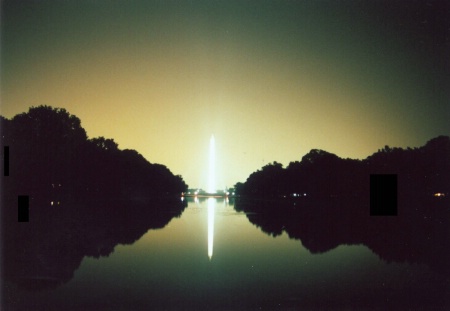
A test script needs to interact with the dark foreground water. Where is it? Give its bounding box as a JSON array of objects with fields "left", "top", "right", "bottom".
[{"left": 2, "top": 197, "right": 449, "bottom": 310}]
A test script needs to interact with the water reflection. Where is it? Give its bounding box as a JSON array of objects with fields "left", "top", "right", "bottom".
[
  {"left": 207, "top": 198, "right": 215, "bottom": 259},
  {"left": 234, "top": 196, "right": 450, "bottom": 277},
  {"left": 3, "top": 196, "right": 448, "bottom": 310},
  {"left": 1, "top": 196, "right": 187, "bottom": 291}
]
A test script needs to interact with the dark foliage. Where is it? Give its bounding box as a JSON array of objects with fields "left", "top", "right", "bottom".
[
  {"left": 2, "top": 195, "right": 187, "bottom": 292},
  {"left": 1, "top": 106, "right": 189, "bottom": 292},
  {"left": 235, "top": 136, "right": 450, "bottom": 200},
  {"left": 1, "top": 105, "right": 188, "bottom": 204},
  {"left": 234, "top": 136, "right": 450, "bottom": 285},
  {"left": 235, "top": 196, "right": 450, "bottom": 280}
]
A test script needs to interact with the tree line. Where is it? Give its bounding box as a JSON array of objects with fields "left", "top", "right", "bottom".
[
  {"left": 235, "top": 136, "right": 450, "bottom": 200},
  {"left": 1, "top": 105, "right": 188, "bottom": 205}
]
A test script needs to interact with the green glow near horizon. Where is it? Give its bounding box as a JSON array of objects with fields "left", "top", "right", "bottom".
[{"left": 1, "top": 1, "right": 448, "bottom": 189}]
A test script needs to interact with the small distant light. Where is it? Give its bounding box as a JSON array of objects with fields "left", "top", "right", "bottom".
[
  {"left": 434, "top": 193, "right": 445, "bottom": 197},
  {"left": 232, "top": 192, "right": 235, "bottom": 196},
  {"left": 51, "top": 201, "right": 54, "bottom": 206},
  {"left": 304, "top": 193, "right": 307, "bottom": 196}
]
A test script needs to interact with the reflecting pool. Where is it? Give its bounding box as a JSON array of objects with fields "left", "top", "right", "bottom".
[{"left": 2, "top": 197, "right": 449, "bottom": 310}]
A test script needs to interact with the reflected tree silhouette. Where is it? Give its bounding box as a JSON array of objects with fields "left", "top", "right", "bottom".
[
  {"left": 234, "top": 135, "right": 450, "bottom": 277},
  {"left": 235, "top": 196, "right": 450, "bottom": 277},
  {"left": 0, "top": 106, "right": 189, "bottom": 291},
  {"left": 2, "top": 196, "right": 187, "bottom": 291}
]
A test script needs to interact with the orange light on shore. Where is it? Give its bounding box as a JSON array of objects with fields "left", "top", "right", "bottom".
[{"left": 434, "top": 193, "right": 445, "bottom": 197}]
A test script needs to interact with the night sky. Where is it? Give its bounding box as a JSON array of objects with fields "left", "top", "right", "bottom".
[{"left": 1, "top": 0, "right": 449, "bottom": 190}]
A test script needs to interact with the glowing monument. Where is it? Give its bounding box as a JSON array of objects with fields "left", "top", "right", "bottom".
[
  {"left": 207, "top": 198, "right": 215, "bottom": 259},
  {"left": 208, "top": 135, "right": 215, "bottom": 194}
]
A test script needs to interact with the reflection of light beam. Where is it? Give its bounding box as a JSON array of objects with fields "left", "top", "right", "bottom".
[
  {"left": 208, "top": 198, "right": 215, "bottom": 260},
  {"left": 208, "top": 135, "right": 215, "bottom": 193}
]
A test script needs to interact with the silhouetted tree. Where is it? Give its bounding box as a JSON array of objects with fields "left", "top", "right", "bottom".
[
  {"left": 90, "top": 137, "right": 119, "bottom": 151},
  {"left": 240, "top": 161, "right": 285, "bottom": 197},
  {"left": 1, "top": 105, "right": 190, "bottom": 292},
  {"left": 236, "top": 136, "right": 450, "bottom": 200},
  {"left": 1, "top": 105, "right": 188, "bottom": 205}
]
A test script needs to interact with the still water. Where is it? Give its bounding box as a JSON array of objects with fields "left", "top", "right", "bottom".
[{"left": 3, "top": 197, "right": 449, "bottom": 310}]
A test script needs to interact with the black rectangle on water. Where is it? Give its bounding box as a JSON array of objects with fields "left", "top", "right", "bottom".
[
  {"left": 4, "top": 146, "right": 9, "bottom": 176},
  {"left": 370, "top": 174, "right": 397, "bottom": 216},
  {"left": 18, "top": 195, "right": 29, "bottom": 222}
]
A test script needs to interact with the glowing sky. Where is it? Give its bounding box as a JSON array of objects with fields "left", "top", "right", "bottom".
[{"left": 1, "top": 1, "right": 449, "bottom": 189}]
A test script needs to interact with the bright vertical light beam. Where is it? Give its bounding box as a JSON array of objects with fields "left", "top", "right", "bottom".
[
  {"left": 207, "top": 198, "right": 215, "bottom": 260},
  {"left": 208, "top": 135, "right": 215, "bottom": 193}
]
